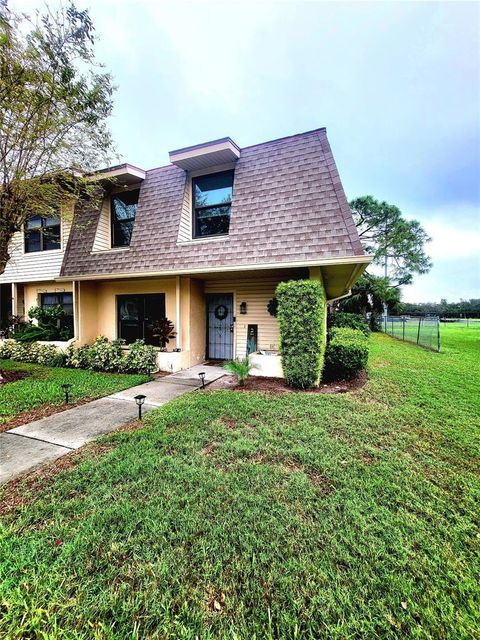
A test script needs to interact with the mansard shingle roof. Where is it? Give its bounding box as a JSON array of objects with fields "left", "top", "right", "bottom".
[{"left": 61, "top": 128, "right": 364, "bottom": 278}]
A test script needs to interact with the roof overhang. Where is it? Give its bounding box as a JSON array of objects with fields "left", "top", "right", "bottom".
[
  {"left": 90, "top": 163, "right": 146, "bottom": 185},
  {"left": 57, "top": 255, "right": 371, "bottom": 300},
  {"left": 320, "top": 258, "right": 370, "bottom": 300},
  {"left": 169, "top": 137, "right": 240, "bottom": 171}
]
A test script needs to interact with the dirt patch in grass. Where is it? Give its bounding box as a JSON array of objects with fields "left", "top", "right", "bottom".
[
  {"left": 0, "top": 420, "right": 144, "bottom": 516},
  {"left": 0, "top": 368, "right": 29, "bottom": 384},
  {"left": 208, "top": 371, "right": 367, "bottom": 394},
  {"left": 221, "top": 416, "right": 237, "bottom": 429}
]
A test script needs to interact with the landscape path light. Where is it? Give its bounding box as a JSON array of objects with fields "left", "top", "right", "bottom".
[
  {"left": 134, "top": 394, "right": 146, "bottom": 420},
  {"left": 61, "top": 383, "right": 72, "bottom": 404},
  {"left": 198, "top": 372, "right": 206, "bottom": 389}
]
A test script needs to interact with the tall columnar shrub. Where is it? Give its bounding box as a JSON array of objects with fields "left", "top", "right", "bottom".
[{"left": 276, "top": 280, "right": 326, "bottom": 388}]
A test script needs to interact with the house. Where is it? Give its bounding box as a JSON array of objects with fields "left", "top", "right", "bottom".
[{"left": 0, "top": 128, "right": 371, "bottom": 373}]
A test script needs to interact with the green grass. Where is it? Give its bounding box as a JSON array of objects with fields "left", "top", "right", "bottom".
[
  {"left": 0, "top": 325, "right": 479, "bottom": 639},
  {"left": 0, "top": 360, "right": 150, "bottom": 425}
]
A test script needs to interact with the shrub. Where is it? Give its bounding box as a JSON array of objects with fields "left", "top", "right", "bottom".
[
  {"left": 64, "top": 342, "right": 91, "bottom": 369},
  {"left": 16, "top": 305, "right": 74, "bottom": 342},
  {"left": 328, "top": 312, "right": 370, "bottom": 337},
  {"left": 0, "top": 339, "right": 63, "bottom": 366},
  {"left": 276, "top": 280, "right": 326, "bottom": 389},
  {"left": 324, "top": 327, "right": 369, "bottom": 381},
  {"left": 14, "top": 323, "right": 51, "bottom": 343},
  {"left": 124, "top": 340, "right": 158, "bottom": 374},
  {"left": 78, "top": 336, "right": 126, "bottom": 372},
  {"left": 64, "top": 337, "right": 157, "bottom": 374},
  {"left": 224, "top": 357, "right": 251, "bottom": 386}
]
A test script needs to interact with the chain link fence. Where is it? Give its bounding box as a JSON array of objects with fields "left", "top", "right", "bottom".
[{"left": 381, "top": 316, "right": 441, "bottom": 352}]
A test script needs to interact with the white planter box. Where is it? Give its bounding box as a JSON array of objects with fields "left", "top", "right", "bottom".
[
  {"left": 156, "top": 350, "right": 189, "bottom": 373},
  {"left": 248, "top": 352, "right": 284, "bottom": 378}
]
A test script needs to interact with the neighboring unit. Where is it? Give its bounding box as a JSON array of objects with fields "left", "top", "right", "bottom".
[{"left": 0, "top": 128, "right": 371, "bottom": 373}]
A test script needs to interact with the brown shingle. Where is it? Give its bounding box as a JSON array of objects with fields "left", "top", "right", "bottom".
[{"left": 61, "top": 128, "right": 364, "bottom": 277}]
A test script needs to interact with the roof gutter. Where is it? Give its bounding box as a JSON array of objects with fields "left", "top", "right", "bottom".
[{"left": 55, "top": 255, "right": 372, "bottom": 283}]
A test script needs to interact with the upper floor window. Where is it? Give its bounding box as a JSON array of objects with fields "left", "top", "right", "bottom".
[
  {"left": 111, "top": 189, "right": 139, "bottom": 247},
  {"left": 24, "top": 215, "right": 61, "bottom": 253},
  {"left": 192, "top": 170, "right": 233, "bottom": 238}
]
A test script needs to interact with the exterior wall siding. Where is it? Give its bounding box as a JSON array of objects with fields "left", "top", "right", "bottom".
[
  {"left": 0, "top": 213, "right": 72, "bottom": 284},
  {"left": 92, "top": 197, "right": 111, "bottom": 251},
  {"left": 204, "top": 275, "right": 294, "bottom": 358}
]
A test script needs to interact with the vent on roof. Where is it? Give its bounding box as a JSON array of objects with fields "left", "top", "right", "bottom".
[{"left": 169, "top": 137, "right": 240, "bottom": 172}]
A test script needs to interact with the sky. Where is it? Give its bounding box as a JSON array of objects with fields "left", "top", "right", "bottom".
[{"left": 12, "top": 0, "right": 480, "bottom": 302}]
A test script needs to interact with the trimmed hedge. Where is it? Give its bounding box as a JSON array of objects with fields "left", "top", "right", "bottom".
[
  {"left": 0, "top": 337, "right": 158, "bottom": 374},
  {"left": 0, "top": 340, "right": 64, "bottom": 367},
  {"left": 324, "top": 327, "right": 369, "bottom": 381},
  {"left": 276, "top": 280, "right": 326, "bottom": 389},
  {"left": 64, "top": 337, "right": 158, "bottom": 374},
  {"left": 327, "top": 312, "right": 370, "bottom": 337}
]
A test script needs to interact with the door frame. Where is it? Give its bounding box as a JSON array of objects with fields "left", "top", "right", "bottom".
[{"left": 205, "top": 292, "right": 235, "bottom": 360}]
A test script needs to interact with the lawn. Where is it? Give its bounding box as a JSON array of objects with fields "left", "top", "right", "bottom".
[
  {"left": 0, "top": 325, "right": 479, "bottom": 639},
  {"left": 0, "top": 360, "right": 150, "bottom": 427}
]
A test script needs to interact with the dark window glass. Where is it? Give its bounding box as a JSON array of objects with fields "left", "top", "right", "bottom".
[
  {"left": 40, "top": 292, "right": 74, "bottom": 339},
  {"left": 25, "top": 215, "right": 60, "bottom": 252},
  {"left": 117, "top": 293, "right": 166, "bottom": 345},
  {"left": 111, "top": 189, "right": 139, "bottom": 247},
  {"left": 193, "top": 171, "right": 233, "bottom": 238},
  {"left": 41, "top": 292, "right": 73, "bottom": 315}
]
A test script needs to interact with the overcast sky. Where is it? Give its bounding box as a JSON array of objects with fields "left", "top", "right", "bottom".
[{"left": 13, "top": 0, "right": 480, "bottom": 302}]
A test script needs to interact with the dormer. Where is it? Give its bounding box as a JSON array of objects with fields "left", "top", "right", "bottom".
[
  {"left": 91, "top": 164, "right": 145, "bottom": 252},
  {"left": 170, "top": 138, "right": 240, "bottom": 243}
]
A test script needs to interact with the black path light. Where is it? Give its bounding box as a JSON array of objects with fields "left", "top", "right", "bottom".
[
  {"left": 198, "top": 371, "right": 206, "bottom": 389},
  {"left": 61, "top": 383, "right": 72, "bottom": 404},
  {"left": 134, "top": 394, "right": 147, "bottom": 420}
]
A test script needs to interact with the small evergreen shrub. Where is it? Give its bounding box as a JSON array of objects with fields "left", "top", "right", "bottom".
[
  {"left": 324, "top": 327, "right": 369, "bottom": 381},
  {"left": 327, "top": 312, "right": 370, "bottom": 337},
  {"left": 124, "top": 340, "right": 158, "bottom": 374},
  {"left": 64, "top": 337, "right": 157, "bottom": 374},
  {"left": 224, "top": 357, "right": 251, "bottom": 386},
  {"left": 0, "top": 339, "right": 63, "bottom": 366},
  {"left": 81, "top": 337, "right": 126, "bottom": 372},
  {"left": 276, "top": 280, "right": 326, "bottom": 389}
]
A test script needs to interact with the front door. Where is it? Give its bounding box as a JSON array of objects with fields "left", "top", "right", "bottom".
[{"left": 206, "top": 293, "right": 234, "bottom": 360}]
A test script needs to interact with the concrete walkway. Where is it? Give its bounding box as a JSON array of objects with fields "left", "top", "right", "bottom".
[{"left": 0, "top": 364, "right": 225, "bottom": 485}]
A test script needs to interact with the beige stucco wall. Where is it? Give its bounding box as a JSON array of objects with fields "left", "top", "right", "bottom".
[
  {"left": 90, "top": 277, "right": 178, "bottom": 346},
  {"left": 187, "top": 278, "right": 206, "bottom": 366},
  {"left": 75, "top": 276, "right": 204, "bottom": 367}
]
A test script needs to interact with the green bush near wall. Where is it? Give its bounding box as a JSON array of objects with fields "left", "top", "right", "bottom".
[
  {"left": 324, "top": 327, "right": 369, "bottom": 381},
  {"left": 327, "top": 312, "right": 370, "bottom": 337},
  {"left": 276, "top": 280, "right": 326, "bottom": 389}
]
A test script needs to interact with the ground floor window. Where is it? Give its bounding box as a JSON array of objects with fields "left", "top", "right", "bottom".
[
  {"left": 117, "top": 293, "right": 166, "bottom": 345},
  {"left": 40, "top": 292, "right": 74, "bottom": 339}
]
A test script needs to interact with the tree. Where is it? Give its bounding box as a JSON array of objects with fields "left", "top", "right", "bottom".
[
  {"left": 0, "top": 1, "right": 115, "bottom": 274},
  {"left": 338, "top": 273, "right": 402, "bottom": 328},
  {"left": 350, "top": 195, "right": 432, "bottom": 286}
]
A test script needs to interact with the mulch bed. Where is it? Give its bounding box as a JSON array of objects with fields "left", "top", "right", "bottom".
[
  {"left": 0, "top": 368, "right": 29, "bottom": 384},
  {"left": 207, "top": 371, "right": 367, "bottom": 394}
]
